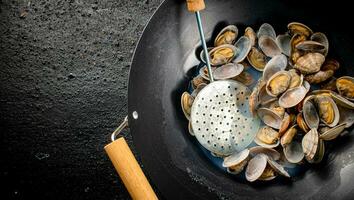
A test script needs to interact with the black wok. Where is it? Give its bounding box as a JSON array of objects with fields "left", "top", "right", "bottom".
[{"left": 127, "top": 0, "right": 354, "bottom": 199}]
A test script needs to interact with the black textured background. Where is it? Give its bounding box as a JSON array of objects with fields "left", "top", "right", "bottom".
[{"left": 0, "top": 0, "right": 163, "bottom": 199}]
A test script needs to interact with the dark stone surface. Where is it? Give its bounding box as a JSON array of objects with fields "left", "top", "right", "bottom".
[{"left": 0, "top": 0, "right": 163, "bottom": 199}]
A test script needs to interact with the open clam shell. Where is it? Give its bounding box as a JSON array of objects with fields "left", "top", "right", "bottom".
[
  {"left": 288, "top": 69, "right": 303, "bottom": 89},
  {"left": 295, "top": 40, "right": 325, "bottom": 52},
  {"left": 249, "top": 79, "right": 266, "bottom": 116},
  {"left": 288, "top": 22, "right": 313, "bottom": 37},
  {"left": 319, "top": 123, "right": 346, "bottom": 141},
  {"left": 247, "top": 47, "right": 267, "bottom": 71},
  {"left": 258, "top": 35, "right": 282, "bottom": 57},
  {"left": 245, "top": 154, "right": 268, "bottom": 182},
  {"left": 279, "top": 83, "right": 308, "bottom": 108},
  {"left": 181, "top": 92, "right": 194, "bottom": 120},
  {"left": 330, "top": 91, "right": 354, "bottom": 109},
  {"left": 249, "top": 146, "right": 281, "bottom": 161},
  {"left": 302, "top": 128, "right": 319, "bottom": 161},
  {"left": 234, "top": 36, "right": 252, "bottom": 63},
  {"left": 322, "top": 58, "right": 340, "bottom": 71},
  {"left": 314, "top": 95, "right": 340, "bottom": 127},
  {"left": 290, "top": 34, "right": 306, "bottom": 64},
  {"left": 283, "top": 141, "right": 304, "bottom": 164},
  {"left": 258, "top": 166, "right": 277, "bottom": 181},
  {"left": 209, "top": 44, "right": 237, "bottom": 66},
  {"left": 266, "top": 71, "right": 291, "bottom": 97},
  {"left": 267, "top": 157, "right": 290, "bottom": 178},
  {"left": 213, "top": 63, "right": 244, "bottom": 80},
  {"left": 276, "top": 34, "right": 291, "bottom": 56},
  {"left": 297, "top": 112, "right": 310, "bottom": 133},
  {"left": 257, "top": 23, "right": 276, "bottom": 39},
  {"left": 336, "top": 76, "right": 354, "bottom": 101},
  {"left": 262, "top": 54, "right": 288, "bottom": 82},
  {"left": 244, "top": 27, "right": 257, "bottom": 47},
  {"left": 279, "top": 113, "right": 294, "bottom": 136},
  {"left": 294, "top": 53, "right": 325, "bottom": 75},
  {"left": 214, "top": 25, "right": 238, "bottom": 47},
  {"left": 257, "top": 108, "right": 283, "bottom": 129},
  {"left": 308, "top": 139, "right": 325, "bottom": 164},
  {"left": 254, "top": 126, "right": 280, "bottom": 148},
  {"left": 199, "top": 65, "right": 216, "bottom": 81},
  {"left": 191, "top": 75, "right": 208, "bottom": 89},
  {"left": 233, "top": 71, "right": 254, "bottom": 86},
  {"left": 280, "top": 125, "right": 297, "bottom": 147},
  {"left": 338, "top": 106, "right": 354, "bottom": 128},
  {"left": 303, "top": 95, "right": 320, "bottom": 129},
  {"left": 311, "top": 32, "right": 329, "bottom": 56},
  {"left": 223, "top": 149, "right": 250, "bottom": 174},
  {"left": 199, "top": 47, "right": 213, "bottom": 64},
  {"left": 305, "top": 70, "right": 334, "bottom": 84}
]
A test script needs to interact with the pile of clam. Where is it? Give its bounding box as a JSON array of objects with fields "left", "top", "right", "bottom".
[{"left": 181, "top": 22, "right": 354, "bottom": 182}]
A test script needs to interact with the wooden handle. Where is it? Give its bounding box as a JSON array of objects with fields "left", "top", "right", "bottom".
[
  {"left": 105, "top": 137, "right": 158, "bottom": 200},
  {"left": 186, "top": 0, "right": 205, "bottom": 12}
]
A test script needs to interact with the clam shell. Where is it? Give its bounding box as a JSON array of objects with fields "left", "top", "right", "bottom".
[
  {"left": 288, "top": 22, "right": 313, "bottom": 37},
  {"left": 249, "top": 79, "right": 266, "bottom": 116},
  {"left": 319, "top": 123, "right": 346, "bottom": 141},
  {"left": 266, "top": 71, "right": 291, "bottom": 97},
  {"left": 199, "top": 47, "right": 213, "bottom": 64},
  {"left": 297, "top": 112, "right": 310, "bottom": 133},
  {"left": 295, "top": 40, "right": 325, "bottom": 52},
  {"left": 247, "top": 47, "right": 267, "bottom": 71},
  {"left": 308, "top": 139, "right": 325, "bottom": 164},
  {"left": 321, "top": 78, "right": 337, "bottom": 91},
  {"left": 290, "top": 34, "right": 306, "bottom": 64},
  {"left": 280, "top": 125, "right": 297, "bottom": 147},
  {"left": 288, "top": 69, "right": 303, "bottom": 89},
  {"left": 257, "top": 108, "right": 283, "bottom": 129},
  {"left": 276, "top": 34, "right": 291, "bottom": 56},
  {"left": 249, "top": 146, "right": 281, "bottom": 160},
  {"left": 188, "top": 121, "right": 195, "bottom": 136},
  {"left": 259, "top": 83, "right": 277, "bottom": 106},
  {"left": 191, "top": 75, "right": 208, "bottom": 89},
  {"left": 209, "top": 44, "right": 237, "bottom": 66},
  {"left": 283, "top": 141, "right": 304, "bottom": 164},
  {"left": 279, "top": 113, "right": 293, "bottom": 136},
  {"left": 222, "top": 149, "right": 250, "bottom": 167},
  {"left": 338, "top": 106, "right": 354, "bottom": 128},
  {"left": 191, "top": 83, "right": 207, "bottom": 98},
  {"left": 199, "top": 65, "right": 216, "bottom": 81},
  {"left": 258, "top": 166, "right": 276, "bottom": 181},
  {"left": 294, "top": 53, "right": 325, "bottom": 75},
  {"left": 232, "top": 71, "right": 254, "bottom": 86},
  {"left": 305, "top": 70, "right": 334, "bottom": 84},
  {"left": 279, "top": 84, "right": 308, "bottom": 108},
  {"left": 322, "top": 58, "right": 340, "bottom": 71},
  {"left": 244, "top": 27, "right": 257, "bottom": 47},
  {"left": 314, "top": 95, "right": 340, "bottom": 127},
  {"left": 181, "top": 92, "right": 194, "bottom": 120},
  {"left": 302, "top": 128, "right": 319, "bottom": 161},
  {"left": 254, "top": 126, "right": 280, "bottom": 148},
  {"left": 263, "top": 54, "right": 288, "bottom": 82},
  {"left": 234, "top": 36, "right": 252, "bottom": 63},
  {"left": 213, "top": 63, "right": 244, "bottom": 80},
  {"left": 267, "top": 157, "right": 290, "bottom": 178},
  {"left": 336, "top": 76, "right": 354, "bottom": 101},
  {"left": 303, "top": 96, "right": 320, "bottom": 129},
  {"left": 311, "top": 32, "right": 329, "bottom": 56},
  {"left": 257, "top": 23, "right": 276, "bottom": 39},
  {"left": 330, "top": 91, "right": 354, "bottom": 109},
  {"left": 245, "top": 154, "right": 268, "bottom": 182},
  {"left": 214, "top": 25, "right": 238, "bottom": 46},
  {"left": 258, "top": 36, "right": 282, "bottom": 57}
]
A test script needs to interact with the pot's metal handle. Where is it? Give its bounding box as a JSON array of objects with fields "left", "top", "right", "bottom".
[{"left": 104, "top": 116, "right": 158, "bottom": 200}]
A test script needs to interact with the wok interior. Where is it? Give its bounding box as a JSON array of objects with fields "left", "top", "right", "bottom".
[{"left": 128, "top": 0, "right": 354, "bottom": 198}]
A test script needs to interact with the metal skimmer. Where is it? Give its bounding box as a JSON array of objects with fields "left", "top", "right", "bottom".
[{"left": 190, "top": 80, "right": 261, "bottom": 156}]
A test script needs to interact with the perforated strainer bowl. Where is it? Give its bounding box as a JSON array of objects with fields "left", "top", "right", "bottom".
[{"left": 190, "top": 80, "right": 261, "bottom": 156}]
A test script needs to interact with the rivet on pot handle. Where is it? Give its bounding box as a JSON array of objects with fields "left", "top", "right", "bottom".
[{"left": 104, "top": 116, "right": 158, "bottom": 200}]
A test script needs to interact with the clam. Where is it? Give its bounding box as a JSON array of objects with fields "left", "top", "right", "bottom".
[
  {"left": 233, "top": 36, "right": 252, "bottom": 63},
  {"left": 276, "top": 34, "right": 291, "bottom": 56},
  {"left": 192, "top": 75, "right": 208, "bottom": 89},
  {"left": 330, "top": 91, "right": 354, "bottom": 109},
  {"left": 305, "top": 70, "right": 334, "bottom": 84},
  {"left": 263, "top": 54, "right": 288, "bottom": 82},
  {"left": 338, "top": 106, "right": 354, "bottom": 128},
  {"left": 222, "top": 149, "right": 249, "bottom": 174},
  {"left": 244, "top": 27, "right": 257, "bottom": 47},
  {"left": 267, "top": 157, "right": 290, "bottom": 178},
  {"left": 270, "top": 105, "right": 285, "bottom": 119},
  {"left": 188, "top": 121, "right": 194, "bottom": 136},
  {"left": 288, "top": 22, "right": 313, "bottom": 37},
  {"left": 322, "top": 58, "right": 340, "bottom": 71},
  {"left": 259, "top": 84, "right": 277, "bottom": 106},
  {"left": 314, "top": 95, "right": 340, "bottom": 127},
  {"left": 297, "top": 112, "right": 310, "bottom": 133},
  {"left": 249, "top": 146, "right": 281, "bottom": 161},
  {"left": 295, "top": 40, "right": 325, "bottom": 52},
  {"left": 257, "top": 23, "right": 276, "bottom": 39},
  {"left": 336, "top": 76, "right": 354, "bottom": 101},
  {"left": 258, "top": 165, "right": 276, "bottom": 181},
  {"left": 311, "top": 32, "right": 329, "bottom": 56},
  {"left": 294, "top": 53, "right": 325, "bottom": 75},
  {"left": 257, "top": 108, "right": 283, "bottom": 129},
  {"left": 191, "top": 83, "right": 207, "bottom": 98},
  {"left": 249, "top": 79, "right": 266, "bottom": 116},
  {"left": 288, "top": 69, "right": 303, "bottom": 89},
  {"left": 266, "top": 71, "right": 291, "bottom": 97},
  {"left": 279, "top": 113, "right": 294, "bottom": 136},
  {"left": 233, "top": 71, "right": 254, "bottom": 86},
  {"left": 321, "top": 78, "right": 337, "bottom": 91},
  {"left": 279, "top": 83, "right": 308, "bottom": 108},
  {"left": 247, "top": 47, "right": 267, "bottom": 71},
  {"left": 254, "top": 126, "right": 280, "bottom": 148},
  {"left": 199, "top": 65, "right": 216, "bottom": 81},
  {"left": 302, "top": 128, "right": 319, "bottom": 161},
  {"left": 181, "top": 92, "right": 194, "bottom": 120},
  {"left": 245, "top": 154, "right": 268, "bottom": 182},
  {"left": 214, "top": 25, "right": 238, "bottom": 46},
  {"left": 290, "top": 34, "right": 307, "bottom": 64},
  {"left": 283, "top": 141, "right": 304, "bottom": 164},
  {"left": 281, "top": 125, "right": 297, "bottom": 147},
  {"left": 309, "top": 139, "right": 325, "bottom": 164},
  {"left": 319, "top": 123, "right": 346, "bottom": 141},
  {"left": 209, "top": 44, "right": 237, "bottom": 66},
  {"left": 213, "top": 63, "right": 244, "bottom": 80},
  {"left": 302, "top": 96, "right": 320, "bottom": 129},
  {"left": 258, "top": 35, "right": 282, "bottom": 57}
]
